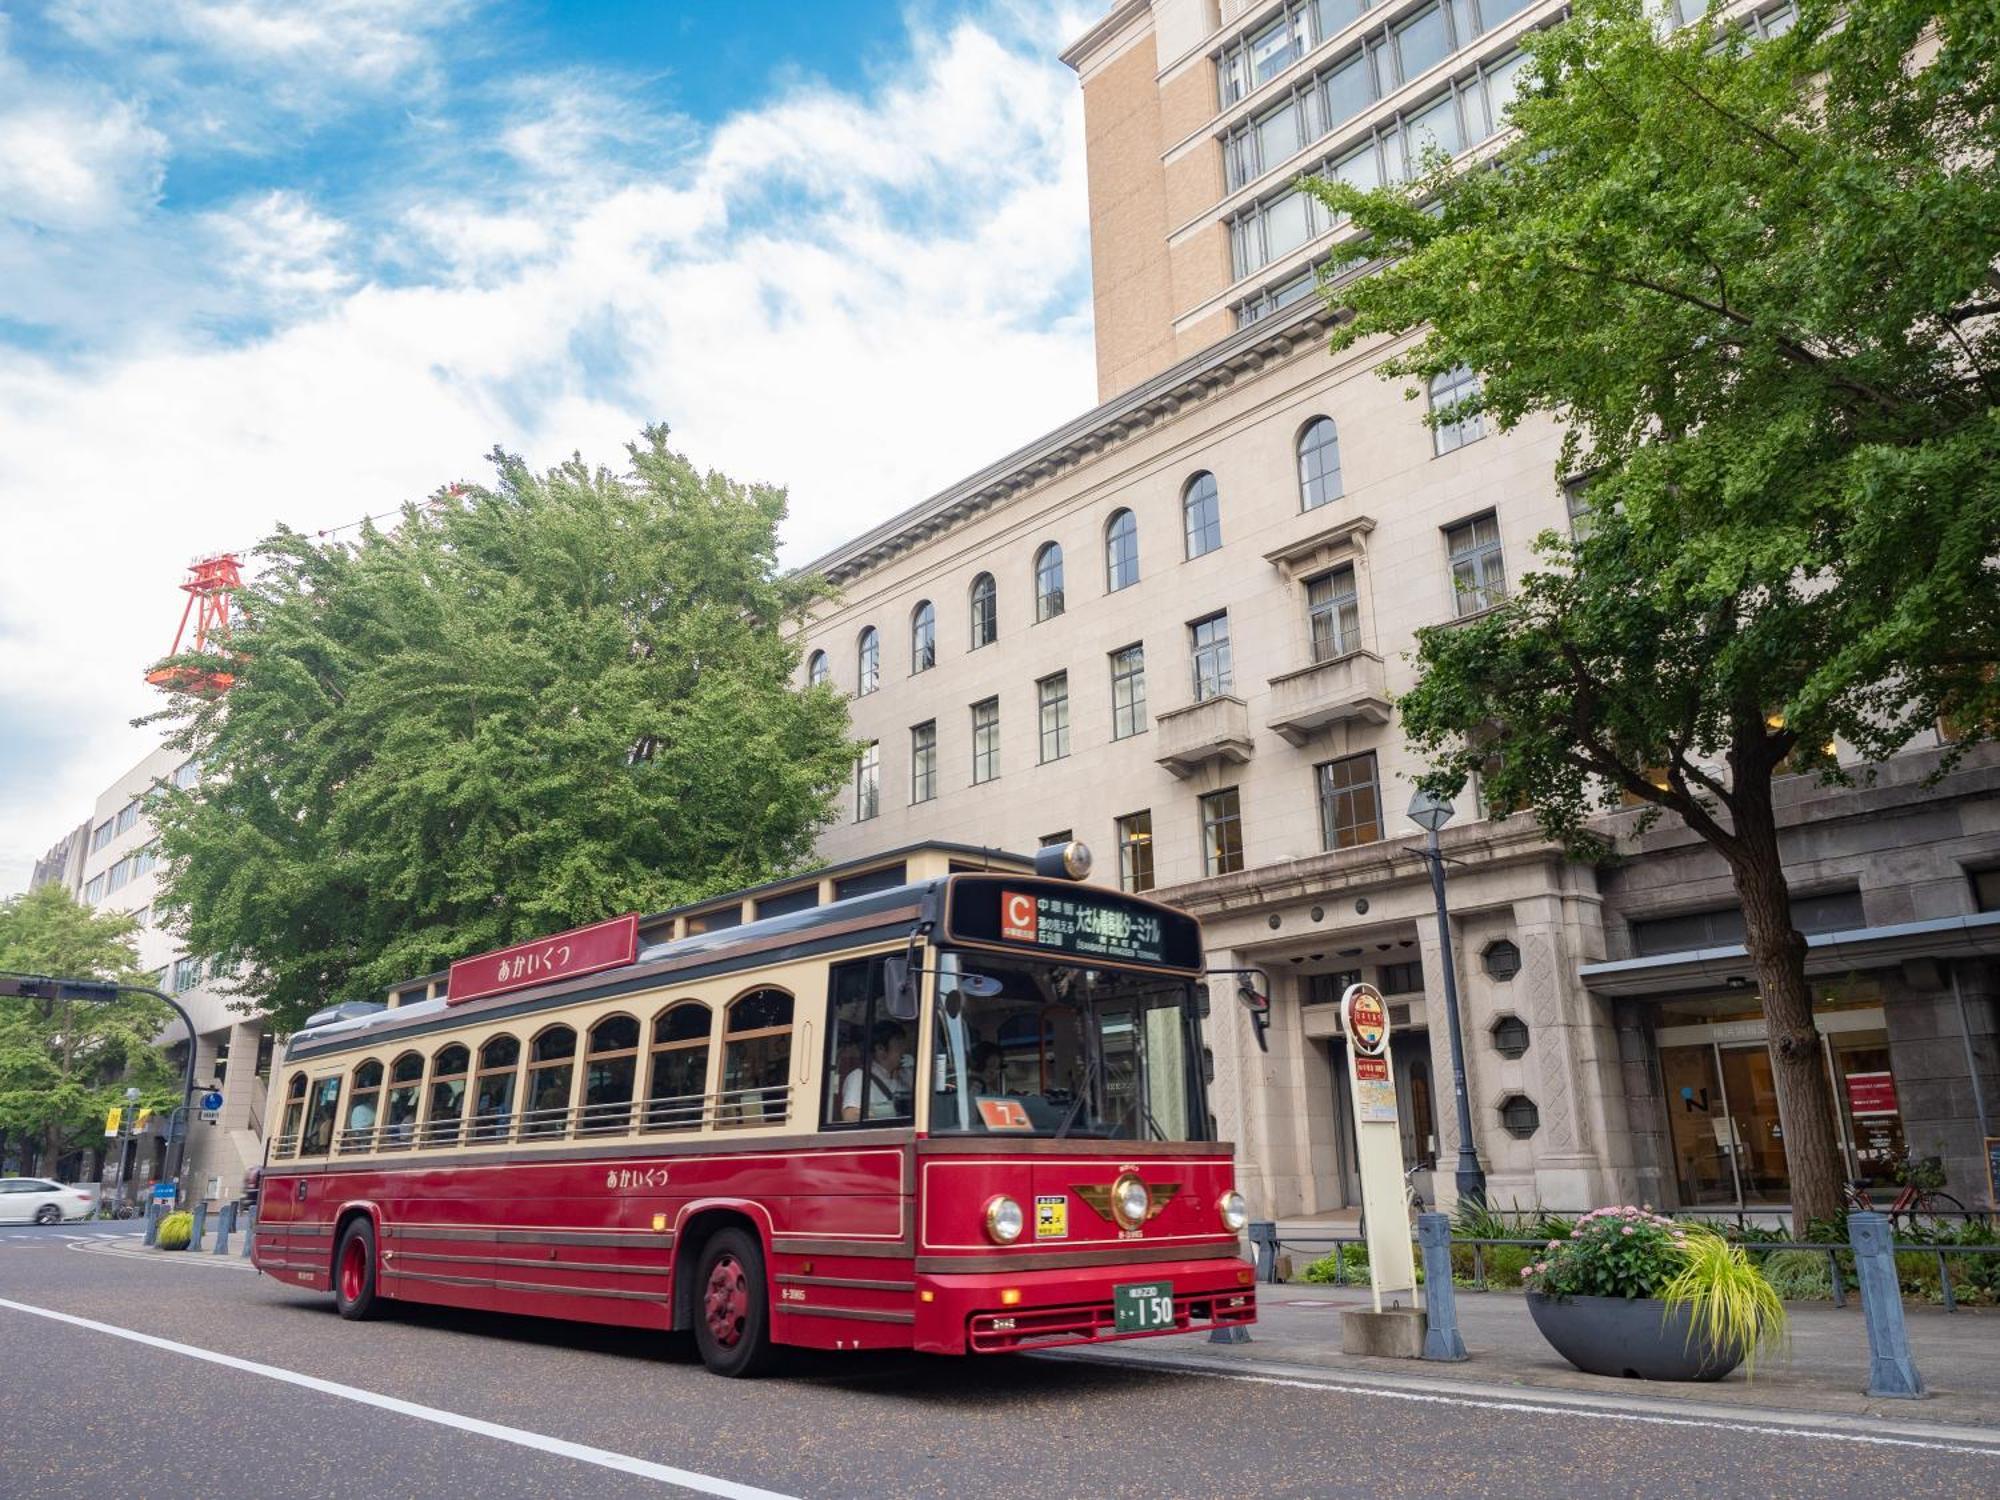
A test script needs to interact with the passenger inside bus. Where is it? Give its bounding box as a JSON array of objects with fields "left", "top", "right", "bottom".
[{"left": 840, "top": 1020, "right": 910, "bottom": 1121}]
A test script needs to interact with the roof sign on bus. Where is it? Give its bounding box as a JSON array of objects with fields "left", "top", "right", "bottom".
[{"left": 447, "top": 913, "right": 640, "bottom": 1006}]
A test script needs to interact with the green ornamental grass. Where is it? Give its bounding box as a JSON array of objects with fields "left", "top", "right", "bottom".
[{"left": 156, "top": 1210, "right": 193, "bottom": 1251}]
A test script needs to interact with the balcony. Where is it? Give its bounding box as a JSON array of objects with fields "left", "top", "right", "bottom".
[
  {"left": 1154, "top": 694, "right": 1255, "bottom": 779},
  {"left": 1265, "top": 650, "right": 1392, "bottom": 745}
]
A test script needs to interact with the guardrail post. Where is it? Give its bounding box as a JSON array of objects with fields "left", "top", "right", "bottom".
[
  {"left": 1248, "top": 1221, "right": 1279, "bottom": 1284},
  {"left": 189, "top": 1201, "right": 207, "bottom": 1251},
  {"left": 212, "top": 1201, "right": 236, "bottom": 1255},
  {"left": 240, "top": 1206, "right": 257, "bottom": 1258},
  {"left": 142, "top": 1201, "right": 160, "bottom": 1247},
  {"left": 1417, "top": 1214, "right": 1467, "bottom": 1361},
  {"left": 1849, "top": 1212, "right": 1924, "bottom": 1398}
]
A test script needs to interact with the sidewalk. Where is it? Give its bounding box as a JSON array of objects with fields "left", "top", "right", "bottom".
[{"left": 1066, "top": 1286, "right": 2000, "bottom": 1432}]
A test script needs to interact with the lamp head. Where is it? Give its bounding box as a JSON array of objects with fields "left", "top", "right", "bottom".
[{"left": 1407, "top": 788, "right": 1456, "bottom": 834}]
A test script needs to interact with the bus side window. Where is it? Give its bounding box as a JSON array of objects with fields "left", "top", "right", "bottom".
[
  {"left": 719, "top": 989, "right": 792, "bottom": 1126},
  {"left": 301, "top": 1075, "right": 343, "bottom": 1157},
  {"left": 646, "top": 1002, "right": 711, "bottom": 1131},
  {"left": 275, "top": 1072, "right": 308, "bottom": 1158},
  {"left": 423, "top": 1044, "right": 471, "bottom": 1147},
  {"left": 823, "top": 958, "right": 911, "bottom": 1127},
  {"left": 471, "top": 1035, "right": 521, "bottom": 1143}
]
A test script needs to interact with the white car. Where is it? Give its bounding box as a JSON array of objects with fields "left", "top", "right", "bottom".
[{"left": 0, "top": 1178, "right": 94, "bottom": 1225}]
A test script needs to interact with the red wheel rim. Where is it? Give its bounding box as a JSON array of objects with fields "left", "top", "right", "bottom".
[
  {"left": 339, "top": 1238, "right": 366, "bottom": 1303},
  {"left": 703, "top": 1254, "right": 749, "bottom": 1348}
]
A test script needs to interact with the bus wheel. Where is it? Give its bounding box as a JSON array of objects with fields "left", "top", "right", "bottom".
[
  {"left": 693, "top": 1228, "right": 776, "bottom": 1378},
  {"left": 334, "top": 1219, "right": 381, "bottom": 1321}
]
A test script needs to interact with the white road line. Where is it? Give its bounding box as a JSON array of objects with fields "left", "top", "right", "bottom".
[{"left": 0, "top": 1296, "right": 801, "bottom": 1500}]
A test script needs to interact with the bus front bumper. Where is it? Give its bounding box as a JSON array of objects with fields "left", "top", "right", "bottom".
[{"left": 914, "top": 1255, "right": 1257, "bottom": 1355}]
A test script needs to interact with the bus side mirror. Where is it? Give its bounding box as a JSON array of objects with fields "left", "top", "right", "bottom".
[
  {"left": 883, "top": 956, "right": 919, "bottom": 1022},
  {"left": 1237, "top": 979, "right": 1270, "bottom": 1054},
  {"left": 1192, "top": 984, "right": 1212, "bottom": 1018}
]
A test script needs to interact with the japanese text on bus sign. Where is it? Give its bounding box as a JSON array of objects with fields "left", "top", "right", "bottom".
[
  {"left": 1000, "top": 890, "right": 1166, "bottom": 965},
  {"left": 447, "top": 913, "right": 640, "bottom": 1005}
]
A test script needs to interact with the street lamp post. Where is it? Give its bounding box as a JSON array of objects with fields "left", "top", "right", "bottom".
[
  {"left": 0, "top": 972, "right": 200, "bottom": 1202},
  {"left": 1405, "top": 789, "right": 1487, "bottom": 1209}
]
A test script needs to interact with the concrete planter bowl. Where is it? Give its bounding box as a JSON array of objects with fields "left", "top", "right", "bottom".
[{"left": 1525, "top": 1292, "right": 1744, "bottom": 1382}]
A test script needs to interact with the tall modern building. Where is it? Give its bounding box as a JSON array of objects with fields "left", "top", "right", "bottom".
[{"left": 794, "top": 0, "right": 2000, "bottom": 1218}]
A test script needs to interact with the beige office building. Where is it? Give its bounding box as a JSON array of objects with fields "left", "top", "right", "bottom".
[{"left": 795, "top": 0, "right": 2000, "bottom": 1219}]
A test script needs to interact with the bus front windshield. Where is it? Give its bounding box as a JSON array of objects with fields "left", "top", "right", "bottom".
[{"left": 926, "top": 949, "right": 1208, "bottom": 1140}]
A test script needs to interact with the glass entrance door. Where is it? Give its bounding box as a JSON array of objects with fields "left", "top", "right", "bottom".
[{"left": 1717, "top": 1046, "right": 1788, "bottom": 1201}]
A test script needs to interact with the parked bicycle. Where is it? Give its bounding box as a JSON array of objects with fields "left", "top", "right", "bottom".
[{"left": 1843, "top": 1154, "right": 1966, "bottom": 1232}]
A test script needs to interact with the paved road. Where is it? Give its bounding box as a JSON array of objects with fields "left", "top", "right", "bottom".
[{"left": 1, "top": 1240, "right": 1996, "bottom": 1499}]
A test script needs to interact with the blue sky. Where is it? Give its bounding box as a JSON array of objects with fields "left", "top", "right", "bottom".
[{"left": 0, "top": 0, "right": 1101, "bottom": 891}]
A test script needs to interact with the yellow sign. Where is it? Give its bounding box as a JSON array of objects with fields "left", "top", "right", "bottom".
[
  {"left": 1034, "top": 1194, "right": 1068, "bottom": 1240},
  {"left": 104, "top": 1106, "right": 122, "bottom": 1137},
  {"left": 134, "top": 1110, "right": 154, "bottom": 1132}
]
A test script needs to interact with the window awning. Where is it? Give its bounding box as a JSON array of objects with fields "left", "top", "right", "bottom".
[{"left": 1578, "top": 911, "right": 2000, "bottom": 997}]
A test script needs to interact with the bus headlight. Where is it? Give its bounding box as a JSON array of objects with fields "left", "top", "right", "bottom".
[
  {"left": 1218, "top": 1190, "right": 1248, "bottom": 1232},
  {"left": 985, "top": 1195, "right": 1025, "bottom": 1244},
  {"left": 1112, "top": 1173, "right": 1151, "bottom": 1230}
]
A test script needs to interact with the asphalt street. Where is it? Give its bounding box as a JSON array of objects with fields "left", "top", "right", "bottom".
[{"left": 1, "top": 1235, "right": 1996, "bottom": 1500}]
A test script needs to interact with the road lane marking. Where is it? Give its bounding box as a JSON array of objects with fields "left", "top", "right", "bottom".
[{"left": 0, "top": 1296, "right": 801, "bottom": 1500}]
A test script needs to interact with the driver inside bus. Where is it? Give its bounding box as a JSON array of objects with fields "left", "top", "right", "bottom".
[{"left": 840, "top": 1020, "right": 909, "bottom": 1122}]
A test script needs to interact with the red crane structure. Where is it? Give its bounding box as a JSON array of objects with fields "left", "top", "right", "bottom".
[{"left": 145, "top": 554, "right": 243, "bottom": 696}]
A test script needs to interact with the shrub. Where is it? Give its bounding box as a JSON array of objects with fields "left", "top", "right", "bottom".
[
  {"left": 1758, "top": 1249, "right": 1833, "bottom": 1301},
  {"left": 157, "top": 1211, "right": 193, "bottom": 1251},
  {"left": 1300, "top": 1244, "right": 1368, "bottom": 1284},
  {"left": 1662, "top": 1229, "right": 1788, "bottom": 1377},
  {"left": 1520, "top": 1206, "right": 1690, "bottom": 1299}
]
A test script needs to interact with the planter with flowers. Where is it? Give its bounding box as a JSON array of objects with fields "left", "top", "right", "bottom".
[{"left": 1521, "top": 1206, "right": 1786, "bottom": 1382}]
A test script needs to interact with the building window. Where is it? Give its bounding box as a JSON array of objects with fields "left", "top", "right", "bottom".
[
  {"left": 1306, "top": 567, "right": 1360, "bottom": 662},
  {"left": 911, "top": 601, "right": 936, "bottom": 673},
  {"left": 1201, "top": 788, "right": 1245, "bottom": 876},
  {"left": 1040, "top": 830, "right": 1073, "bottom": 848},
  {"left": 105, "top": 857, "right": 131, "bottom": 894},
  {"left": 971, "top": 697, "right": 1000, "bottom": 784},
  {"left": 1317, "top": 752, "right": 1382, "bottom": 850},
  {"left": 1305, "top": 971, "right": 1364, "bottom": 1006},
  {"left": 910, "top": 721, "right": 937, "bottom": 804},
  {"left": 1298, "top": 417, "right": 1342, "bottom": 510},
  {"left": 1446, "top": 513, "right": 1506, "bottom": 616},
  {"left": 1499, "top": 1094, "right": 1540, "bottom": 1139},
  {"left": 1110, "top": 644, "right": 1147, "bottom": 739},
  {"left": 1492, "top": 1016, "right": 1530, "bottom": 1059},
  {"left": 115, "top": 800, "right": 141, "bottom": 836},
  {"left": 1105, "top": 508, "right": 1139, "bottom": 592},
  {"left": 1483, "top": 939, "right": 1522, "bottom": 981},
  {"left": 82, "top": 874, "right": 104, "bottom": 905},
  {"left": 1034, "top": 542, "right": 1065, "bottom": 622},
  {"left": 806, "top": 650, "right": 828, "bottom": 688},
  {"left": 172, "top": 759, "right": 201, "bottom": 790},
  {"left": 1395, "top": 3, "right": 1452, "bottom": 82},
  {"left": 1429, "top": 365, "right": 1485, "bottom": 454},
  {"left": 1037, "top": 673, "right": 1070, "bottom": 764},
  {"left": 1564, "top": 477, "right": 1596, "bottom": 541},
  {"left": 131, "top": 844, "right": 158, "bottom": 879},
  {"left": 1378, "top": 958, "right": 1424, "bottom": 995},
  {"left": 1974, "top": 868, "right": 2000, "bottom": 913},
  {"left": 969, "top": 572, "right": 997, "bottom": 649},
  {"left": 1190, "top": 612, "right": 1233, "bottom": 702},
  {"left": 857, "top": 627, "right": 880, "bottom": 695},
  {"left": 90, "top": 818, "right": 114, "bottom": 853},
  {"left": 854, "top": 741, "right": 879, "bottom": 822},
  {"left": 1183, "top": 472, "right": 1223, "bottom": 559},
  {"left": 1116, "top": 810, "right": 1155, "bottom": 893},
  {"left": 172, "top": 955, "right": 203, "bottom": 991}
]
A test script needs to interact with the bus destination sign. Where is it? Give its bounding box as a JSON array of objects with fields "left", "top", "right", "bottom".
[{"left": 1000, "top": 889, "right": 1166, "bottom": 965}]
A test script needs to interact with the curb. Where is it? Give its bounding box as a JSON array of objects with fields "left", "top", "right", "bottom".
[{"left": 70, "top": 1241, "right": 255, "bottom": 1272}]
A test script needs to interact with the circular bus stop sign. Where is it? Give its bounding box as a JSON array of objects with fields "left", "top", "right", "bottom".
[{"left": 1340, "top": 982, "right": 1390, "bottom": 1056}]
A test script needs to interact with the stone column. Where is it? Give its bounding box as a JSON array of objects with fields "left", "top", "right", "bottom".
[{"left": 1513, "top": 891, "right": 1627, "bottom": 1209}]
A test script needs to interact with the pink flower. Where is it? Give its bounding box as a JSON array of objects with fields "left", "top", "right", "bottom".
[
  {"left": 1519, "top": 1266, "right": 1533, "bottom": 1279},
  {"left": 1547, "top": 1239, "right": 1561, "bottom": 1249},
  {"left": 1621, "top": 1226, "right": 1635, "bottom": 1236}
]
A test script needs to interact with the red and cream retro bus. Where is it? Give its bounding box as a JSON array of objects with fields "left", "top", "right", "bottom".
[{"left": 253, "top": 841, "right": 1256, "bottom": 1376}]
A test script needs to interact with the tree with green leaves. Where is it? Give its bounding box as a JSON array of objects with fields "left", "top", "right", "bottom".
[
  {"left": 147, "top": 426, "right": 855, "bottom": 1035},
  {"left": 0, "top": 884, "right": 176, "bottom": 1176},
  {"left": 1305, "top": 0, "right": 2000, "bottom": 1228}
]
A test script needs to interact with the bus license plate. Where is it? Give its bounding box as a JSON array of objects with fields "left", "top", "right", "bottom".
[{"left": 1113, "top": 1281, "right": 1175, "bottom": 1333}]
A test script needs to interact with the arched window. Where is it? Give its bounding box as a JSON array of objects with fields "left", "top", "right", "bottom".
[
  {"left": 523, "top": 1025, "right": 577, "bottom": 1139},
  {"left": 1183, "top": 472, "right": 1222, "bottom": 558},
  {"left": 276, "top": 1073, "right": 307, "bottom": 1159},
  {"left": 339, "top": 1059, "right": 383, "bottom": 1153},
  {"left": 469, "top": 1035, "right": 521, "bottom": 1143},
  {"left": 1298, "top": 417, "right": 1342, "bottom": 510},
  {"left": 969, "top": 572, "right": 997, "bottom": 649},
  {"left": 1034, "top": 542, "right": 1065, "bottom": 622},
  {"left": 910, "top": 600, "right": 936, "bottom": 673},
  {"left": 582, "top": 1015, "right": 641, "bottom": 1134},
  {"left": 301, "top": 1073, "right": 342, "bottom": 1157},
  {"left": 721, "top": 988, "right": 793, "bottom": 1127},
  {"left": 380, "top": 1052, "right": 424, "bottom": 1150},
  {"left": 422, "top": 1044, "right": 470, "bottom": 1147},
  {"left": 857, "top": 626, "right": 880, "bottom": 695},
  {"left": 646, "top": 1002, "right": 712, "bottom": 1131},
  {"left": 806, "top": 650, "right": 828, "bottom": 688},
  {"left": 1105, "top": 509, "right": 1139, "bottom": 592}
]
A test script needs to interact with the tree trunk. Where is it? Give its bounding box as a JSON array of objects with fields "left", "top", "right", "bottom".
[{"left": 1727, "top": 800, "right": 1846, "bottom": 1235}]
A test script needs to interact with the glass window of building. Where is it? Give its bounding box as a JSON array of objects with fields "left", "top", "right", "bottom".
[
  {"left": 1034, "top": 542, "right": 1065, "bottom": 622},
  {"left": 1317, "top": 751, "right": 1383, "bottom": 850},
  {"left": 1110, "top": 644, "right": 1147, "bottom": 740},
  {"left": 910, "top": 721, "right": 937, "bottom": 804},
  {"left": 1446, "top": 513, "right": 1507, "bottom": 616},
  {"left": 854, "top": 741, "right": 879, "bottom": 822},
  {"left": 1249, "top": 11, "right": 1303, "bottom": 86},
  {"left": 173, "top": 759, "right": 201, "bottom": 790},
  {"left": 1298, "top": 416, "right": 1342, "bottom": 510},
  {"left": 1105, "top": 509, "right": 1139, "bottom": 591},
  {"left": 1429, "top": 364, "right": 1485, "bottom": 454},
  {"left": 969, "top": 572, "right": 998, "bottom": 649},
  {"left": 1183, "top": 472, "right": 1223, "bottom": 559},
  {"left": 1201, "top": 788, "right": 1245, "bottom": 876},
  {"left": 1037, "top": 673, "right": 1070, "bottom": 763},
  {"left": 1405, "top": 90, "right": 1463, "bottom": 161},
  {"left": 806, "top": 650, "right": 828, "bottom": 688},
  {"left": 971, "top": 697, "right": 1000, "bottom": 784},
  {"left": 857, "top": 626, "right": 880, "bottom": 695},
  {"left": 90, "top": 818, "right": 114, "bottom": 853},
  {"left": 172, "top": 955, "right": 202, "bottom": 991},
  {"left": 910, "top": 601, "right": 936, "bottom": 673},
  {"left": 1395, "top": 4, "right": 1451, "bottom": 83},
  {"left": 115, "top": 800, "right": 141, "bottom": 835},
  {"left": 1189, "top": 612, "right": 1233, "bottom": 702},
  {"left": 83, "top": 874, "right": 104, "bottom": 905},
  {"left": 1322, "top": 47, "right": 1373, "bottom": 129},
  {"left": 1116, "top": 810, "right": 1155, "bottom": 893},
  {"left": 1307, "top": 567, "right": 1361, "bottom": 661}
]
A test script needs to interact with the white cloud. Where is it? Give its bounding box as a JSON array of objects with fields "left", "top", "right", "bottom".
[
  {"left": 0, "top": 6, "right": 1098, "bottom": 891},
  {"left": 0, "top": 29, "right": 167, "bottom": 231}
]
